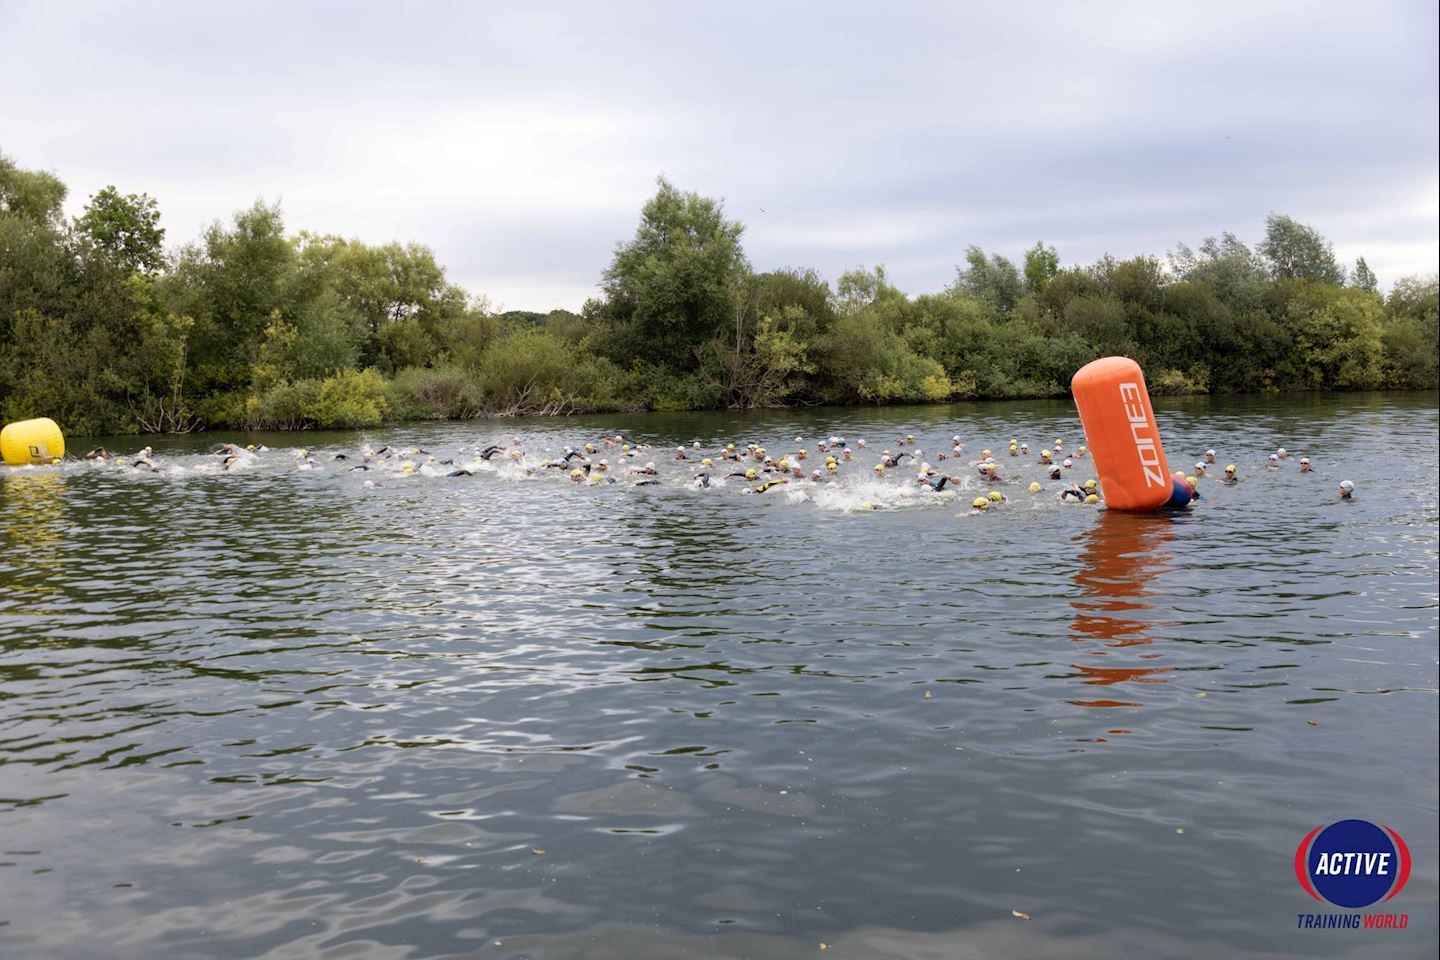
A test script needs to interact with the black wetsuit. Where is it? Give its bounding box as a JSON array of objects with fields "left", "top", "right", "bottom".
[
  {"left": 925, "top": 475, "right": 949, "bottom": 491},
  {"left": 479, "top": 445, "right": 504, "bottom": 460}
]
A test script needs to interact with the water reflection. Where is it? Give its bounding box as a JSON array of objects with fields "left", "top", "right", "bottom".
[{"left": 1066, "top": 511, "right": 1175, "bottom": 712}]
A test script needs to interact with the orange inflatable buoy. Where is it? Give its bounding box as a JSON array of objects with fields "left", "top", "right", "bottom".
[{"left": 1071, "top": 358, "right": 1172, "bottom": 511}]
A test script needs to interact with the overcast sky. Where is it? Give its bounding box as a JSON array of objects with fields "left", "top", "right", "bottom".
[{"left": 2, "top": 1, "right": 1435, "bottom": 309}]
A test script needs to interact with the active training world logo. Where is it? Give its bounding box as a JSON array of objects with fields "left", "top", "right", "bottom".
[{"left": 1294, "top": 820, "right": 1411, "bottom": 930}]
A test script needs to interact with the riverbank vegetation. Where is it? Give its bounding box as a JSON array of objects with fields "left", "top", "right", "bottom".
[{"left": 2, "top": 152, "right": 1436, "bottom": 434}]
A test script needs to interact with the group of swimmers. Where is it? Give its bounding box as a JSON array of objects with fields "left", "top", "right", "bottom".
[{"left": 76, "top": 431, "right": 1357, "bottom": 510}]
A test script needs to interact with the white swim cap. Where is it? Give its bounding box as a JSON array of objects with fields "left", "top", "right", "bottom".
[{"left": 1340, "top": 480, "right": 1354, "bottom": 491}]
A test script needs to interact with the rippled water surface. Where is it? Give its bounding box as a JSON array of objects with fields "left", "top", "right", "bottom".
[{"left": 2, "top": 393, "right": 1437, "bottom": 959}]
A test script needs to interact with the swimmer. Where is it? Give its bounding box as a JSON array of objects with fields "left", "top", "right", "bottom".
[
  {"left": 478, "top": 445, "right": 505, "bottom": 460},
  {"left": 1339, "top": 480, "right": 1354, "bottom": 499},
  {"left": 693, "top": 472, "right": 711, "bottom": 489},
  {"left": 1299, "top": 457, "right": 1312, "bottom": 472},
  {"left": 82, "top": 447, "right": 112, "bottom": 460},
  {"left": 447, "top": 467, "right": 474, "bottom": 477},
  {"left": 1222, "top": 464, "right": 1238, "bottom": 485},
  {"left": 675, "top": 446, "right": 687, "bottom": 461},
  {"left": 1083, "top": 479, "right": 1097, "bottom": 494},
  {"left": 1277, "top": 447, "right": 1288, "bottom": 460},
  {"left": 641, "top": 462, "right": 659, "bottom": 476},
  {"left": 1266, "top": 454, "right": 1279, "bottom": 469},
  {"left": 918, "top": 474, "right": 953, "bottom": 492},
  {"left": 569, "top": 468, "right": 587, "bottom": 484},
  {"left": 1020, "top": 443, "right": 1029, "bottom": 454},
  {"left": 810, "top": 470, "right": 823, "bottom": 483},
  {"left": 882, "top": 450, "right": 911, "bottom": 468},
  {"left": 1039, "top": 449, "right": 1053, "bottom": 464},
  {"left": 1185, "top": 476, "right": 1201, "bottom": 500},
  {"left": 970, "top": 497, "right": 989, "bottom": 514},
  {"left": 842, "top": 449, "right": 853, "bottom": 461},
  {"left": 755, "top": 477, "right": 789, "bottom": 494},
  {"left": 1060, "top": 484, "right": 1085, "bottom": 503},
  {"left": 333, "top": 453, "right": 349, "bottom": 461},
  {"left": 728, "top": 468, "right": 759, "bottom": 481},
  {"left": 634, "top": 477, "right": 661, "bottom": 486},
  {"left": 1062, "top": 458, "right": 1073, "bottom": 469},
  {"left": 1077, "top": 445, "right": 1087, "bottom": 458},
  {"left": 1048, "top": 466, "right": 1063, "bottom": 481},
  {"left": 986, "top": 490, "right": 1004, "bottom": 505},
  {"left": 136, "top": 445, "right": 154, "bottom": 460},
  {"left": 1194, "top": 462, "right": 1206, "bottom": 477},
  {"left": 1205, "top": 449, "right": 1216, "bottom": 464},
  {"left": 1028, "top": 481, "right": 1042, "bottom": 493}
]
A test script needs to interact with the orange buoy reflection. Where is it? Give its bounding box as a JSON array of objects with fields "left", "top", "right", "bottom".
[{"left": 1066, "top": 510, "right": 1175, "bottom": 714}]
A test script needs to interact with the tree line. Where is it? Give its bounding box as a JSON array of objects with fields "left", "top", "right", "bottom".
[{"left": 2, "top": 152, "right": 1436, "bottom": 435}]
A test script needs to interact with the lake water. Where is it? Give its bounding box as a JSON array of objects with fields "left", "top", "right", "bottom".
[{"left": 1, "top": 392, "right": 1436, "bottom": 959}]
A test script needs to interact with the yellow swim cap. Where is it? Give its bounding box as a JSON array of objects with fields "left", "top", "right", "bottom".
[
  {"left": 726, "top": 443, "right": 734, "bottom": 451},
  {"left": 702, "top": 457, "right": 712, "bottom": 466},
  {"left": 982, "top": 449, "right": 992, "bottom": 458},
  {"left": 1186, "top": 476, "right": 1197, "bottom": 486},
  {"left": 1078, "top": 445, "right": 1087, "bottom": 455},
  {"left": 860, "top": 502, "right": 874, "bottom": 511},
  {"left": 987, "top": 491, "right": 1002, "bottom": 502},
  {"left": 1085, "top": 494, "right": 1099, "bottom": 504},
  {"left": 246, "top": 444, "right": 256, "bottom": 451},
  {"left": 1041, "top": 449, "right": 1052, "bottom": 459},
  {"left": 745, "top": 468, "right": 756, "bottom": 479},
  {"left": 1028, "top": 481, "right": 1041, "bottom": 493},
  {"left": 874, "top": 464, "right": 884, "bottom": 473},
  {"left": 1225, "top": 464, "right": 1236, "bottom": 472},
  {"left": 622, "top": 444, "right": 631, "bottom": 452},
  {"left": 778, "top": 459, "right": 790, "bottom": 471},
  {"left": 570, "top": 468, "right": 584, "bottom": 478},
  {"left": 1084, "top": 479, "right": 1096, "bottom": 489},
  {"left": 972, "top": 497, "right": 988, "bottom": 509}
]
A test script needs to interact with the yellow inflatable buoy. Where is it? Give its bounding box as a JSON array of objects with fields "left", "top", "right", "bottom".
[{"left": 1, "top": 418, "right": 65, "bottom": 465}]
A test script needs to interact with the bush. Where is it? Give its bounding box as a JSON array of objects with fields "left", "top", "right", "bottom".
[
  {"left": 313, "top": 368, "right": 389, "bottom": 428},
  {"left": 388, "top": 364, "right": 481, "bottom": 420},
  {"left": 245, "top": 368, "right": 388, "bottom": 429}
]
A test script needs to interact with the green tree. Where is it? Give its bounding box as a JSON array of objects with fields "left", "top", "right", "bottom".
[
  {"left": 77, "top": 186, "right": 165, "bottom": 273},
  {"left": 1023, "top": 242, "right": 1059, "bottom": 294},
  {"left": 1351, "top": 256, "right": 1378, "bottom": 293},
  {"left": 0, "top": 152, "right": 67, "bottom": 226},
  {"left": 954, "top": 246, "right": 1022, "bottom": 312},
  {"left": 1259, "top": 214, "right": 1344, "bottom": 284},
  {"left": 598, "top": 176, "right": 749, "bottom": 371}
]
